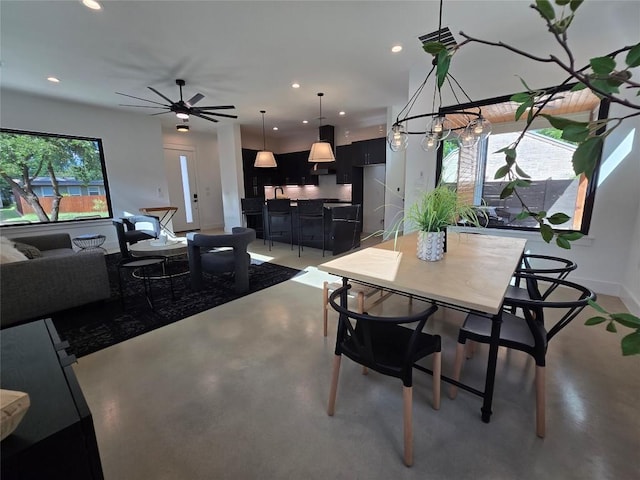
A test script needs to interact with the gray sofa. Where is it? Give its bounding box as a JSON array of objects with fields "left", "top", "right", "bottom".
[{"left": 1, "top": 233, "right": 110, "bottom": 328}]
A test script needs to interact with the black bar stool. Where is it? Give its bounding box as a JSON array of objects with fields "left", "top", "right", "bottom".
[
  {"left": 241, "top": 197, "right": 266, "bottom": 244},
  {"left": 266, "top": 199, "right": 293, "bottom": 251},
  {"left": 297, "top": 199, "right": 325, "bottom": 257}
]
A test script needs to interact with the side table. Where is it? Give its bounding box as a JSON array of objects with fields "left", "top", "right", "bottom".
[
  {"left": 118, "top": 256, "right": 174, "bottom": 310},
  {"left": 73, "top": 234, "right": 106, "bottom": 252}
]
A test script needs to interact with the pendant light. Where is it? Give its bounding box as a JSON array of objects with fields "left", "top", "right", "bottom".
[
  {"left": 308, "top": 93, "right": 335, "bottom": 163},
  {"left": 254, "top": 110, "right": 277, "bottom": 168}
]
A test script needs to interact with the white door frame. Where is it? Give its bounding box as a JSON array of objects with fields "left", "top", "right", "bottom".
[{"left": 163, "top": 144, "right": 201, "bottom": 233}]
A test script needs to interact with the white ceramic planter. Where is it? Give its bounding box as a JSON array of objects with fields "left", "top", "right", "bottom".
[{"left": 416, "top": 230, "right": 445, "bottom": 261}]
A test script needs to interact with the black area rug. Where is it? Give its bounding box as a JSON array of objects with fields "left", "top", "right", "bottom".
[{"left": 51, "top": 253, "right": 301, "bottom": 358}]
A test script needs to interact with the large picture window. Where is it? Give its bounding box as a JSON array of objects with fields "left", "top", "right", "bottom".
[
  {"left": 438, "top": 84, "right": 608, "bottom": 234},
  {"left": 0, "top": 129, "right": 113, "bottom": 226}
]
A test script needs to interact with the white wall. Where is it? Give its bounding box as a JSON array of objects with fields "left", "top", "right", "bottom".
[
  {"left": 217, "top": 124, "right": 244, "bottom": 232},
  {"left": 0, "top": 89, "right": 168, "bottom": 252}
]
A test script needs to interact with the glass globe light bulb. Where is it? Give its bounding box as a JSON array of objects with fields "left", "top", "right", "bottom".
[
  {"left": 428, "top": 115, "right": 451, "bottom": 141},
  {"left": 472, "top": 116, "right": 492, "bottom": 141},
  {"left": 420, "top": 132, "right": 439, "bottom": 152},
  {"left": 387, "top": 125, "right": 408, "bottom": 152},
  {"left": 460, "top": 124, "right": 480, "bottom": 148}
]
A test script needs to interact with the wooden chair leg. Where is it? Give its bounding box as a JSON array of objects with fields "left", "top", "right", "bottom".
[
  {"left": 432, "top": 351, "right": 441, "bottom": 410},
  {"left": 403, "top": 385, "right": 413, "bottom": 467},
  {"left": 327, "top": 355, "right": 342, "bottom": 416},
  {"left": 362, "top": 366, "right": 368, "bottom": 375},
  {"left": 356, "top": 290, "right": 365, "bottom": 314},
  {"left": 322, "top": 282, "right": 329, "bottom": 337},
  {"left": 449, "top": 342, "right": 465, "bottom": 399},
  {"left": 535, "top": 365, "right": 546, "bottom": 438},
  {"left": 465, "top": 340, "right": 477, "bottom": 359}
]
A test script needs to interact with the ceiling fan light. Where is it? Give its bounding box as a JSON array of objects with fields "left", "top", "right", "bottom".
[
  {"left": 254, "top": 151, "right": 277, "bottom": 168},
  {"left": 308, "top": 141, "right": 335, "bottom": 162},
  {"left": 176, "top": 112, "right": 189, "bottom": 120},
  {"left": 176, "top": 124, "right": 189, "bottom": 133}
]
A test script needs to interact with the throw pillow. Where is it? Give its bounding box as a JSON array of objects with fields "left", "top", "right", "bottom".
[
  {"left": 0, "top": 237, "right": 29, "bottom": 264},
  {"left": 12, "top": 241, "right": 42, "bottom": 259}
]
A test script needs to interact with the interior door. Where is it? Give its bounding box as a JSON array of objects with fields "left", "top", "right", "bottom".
[
  {"left": 163, "top": 146, "right": 201, "bottom": 233},
  {"left": 363, "top": 164, "right": 386, "bottom": 235}
]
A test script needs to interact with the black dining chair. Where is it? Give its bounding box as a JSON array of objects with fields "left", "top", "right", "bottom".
[
  {"left": 507, "top": 253, "right": 578, "bottom": 303},
  {"left": 241, "top": 197, "right": 266, "bottom": 245},
  {"left": 296, "top": 199, "right": 325, "bottom": 257},
  {"left": 112, "top": 215, "right": 161, "bottom": 258},
  {"left": 266, "top": 199, "right": 293, "bottom": 251},
  {"left": 327, "top": 284, "right": 441, "bottom": 467},
  {"left": 449, "top": 273, "right": 596, "bottom": 438}
]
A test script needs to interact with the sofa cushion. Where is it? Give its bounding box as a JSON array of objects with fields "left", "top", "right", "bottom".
[
  {"left": 41, "top": 248, "right": 76, "bottom": 258},
  {"left": 12, "top": 241, "right": 43, "bottom": 259},
  {"left": 0, "top": 237, "right": 28, "bottom": 264}
]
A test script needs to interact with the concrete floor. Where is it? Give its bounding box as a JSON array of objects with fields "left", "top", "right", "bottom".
[{"left": 74, "top": 237, "right": 640, "bottom": 479}]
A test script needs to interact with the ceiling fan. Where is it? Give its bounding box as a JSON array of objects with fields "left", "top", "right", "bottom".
[{"left": 116, "top": 79, "right": 237, "bottom": 123}]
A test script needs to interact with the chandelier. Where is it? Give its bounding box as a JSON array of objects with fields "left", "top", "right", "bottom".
[{"left": 388, "top": 0, "right": 491, "bottom": 153}]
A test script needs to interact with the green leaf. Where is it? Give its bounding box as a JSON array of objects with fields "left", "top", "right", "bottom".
[
  {"left": 555, "top": 0, "right": 571, "bottom": 5},
  {"left": 536, "top": 0, "right": 556, "bottom": 20},
  {"left": 556, "top": 236, "right": 571, "bottom": 249},
  {"left": 606, "top": 321, "right": 618, "bottom": 333},
  {"left": 500, "top": 185, "right": 514, "bottom": 199},
  {"left": 505, "top": 148, "right": 517, "bottom": 161},
  {"left": 511, "top": 92, "right": 531, "bottom": 103},
  {"left": 541, "top": 114, "right": 587, "bottom": 130},
  {"left": 561, "top": 124, "right": 590, "bottom": 142},
  {"left": 611, "top": 313, "right": 640, "bottom": 329},
  {"left": 551, "top": 15, "right": 574, "bottom": 34},
  {"left": 540, "top": 223, "right": 554, "bottom": 243},
  {"left": 515, "top": 179, "right": 532, "bottom": 188},
  {"left": 626, "top": 43, "right": 640, "bottom": 68},
  {"left": 621, "top": 331, "right": 640, "bottom": 356},
  {"left": 515, "top": 99, "right": 532, "bottom": 121},
  {"left": 584, "top": 316, "right": 607, "bottom": 326},
  {"left": 422, "top": 41, "right": 447, "bottom": 56},
  {"left": 436, "top": 50, "right": 451, "bottom": 89},
  {"left": 494, "top": 165, "right": 511, "bottom": 179},
  {"left": 590, "top": 56, "right": 616, "bottom": 75},
  {"left": 558, "top": 231, "right": 584, "bottom": 241},
  {"left": 518, "top": 76, "right": 535, "bottom": 92},
  {"left": 515, "top": 164, "right": 531, "bottom": 178},
  {"left": 571, "top": 82, "right": 587, "bottom": 91},
  {"left": 572, "top": 136, "right": 603, "bottom": 180},
  {"left": 589, "top": 77, "right": 620, "bottom": 95},
  {"left": 588, "top": 298, "right": 608, "bottom": 314},
  {"left": 516, "top": 210, "right": 531, "bottom": 220},
  {"left": 569, "top": 0, "right": 584, "bottom": 12},
  {"left": 547, "top": 212, "right": 571, "bottom": 225}
]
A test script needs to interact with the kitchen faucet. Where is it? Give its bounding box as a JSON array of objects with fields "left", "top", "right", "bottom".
[{"left": 274, "top": 186, "right": 284, "bottom": 199}]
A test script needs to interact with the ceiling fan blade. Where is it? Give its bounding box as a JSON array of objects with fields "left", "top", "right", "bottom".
[
  {"left": 119, "top": 104, "right": 168, "bottom": 109},
  {"left": 150, "top": 111, "right": 172, "bottom": 116},
  {"left": 192, "top": 112, "right": 219, "bottom": 123},
  {"left": 193, "top": 110, "right": 238, "bottom": 119},
  {"left": 116, "top": 92, "right": 168, "bottom": 107},
  {"left": 194, "top": 105, "right": 236, "bottom": 110},
  {"left": 147, "top": 86, "right": 175, "bottom": 104},
  {"left": 186, "top": 93, "right": 204, "bottom": 107}
]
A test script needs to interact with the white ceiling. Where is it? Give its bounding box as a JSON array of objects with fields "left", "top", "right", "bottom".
[{"left": 1, "top": 1, "right": 638, "bottom": 137}]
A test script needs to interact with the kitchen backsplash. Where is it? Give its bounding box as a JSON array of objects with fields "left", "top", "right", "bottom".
[{"left": 264, "top": 176, "right": 351, "bottom": 201}]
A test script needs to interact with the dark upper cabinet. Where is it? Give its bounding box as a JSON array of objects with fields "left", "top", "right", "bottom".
[
  {"left": 274, "top": 150, "right": 318, "bottom": 186},
  {"left": 335, "top": 144, "right": 354, "bottom": 184},
  {"left": 352, "top": 137, "right": 387, "bottom": 166},
  {"left": 242, "top": 148, "right": 278, "bottom": 197}
]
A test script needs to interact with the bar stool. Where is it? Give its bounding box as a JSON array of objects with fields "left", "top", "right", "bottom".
[
  {"left": 266, "top": 199, "right": 293, "bottom": 251},
  {"left": 241, "top": 197, "right": 266, "bottom": 244},
  {"left": 297, "top": 199, "right": 325, "bottom": 257}
]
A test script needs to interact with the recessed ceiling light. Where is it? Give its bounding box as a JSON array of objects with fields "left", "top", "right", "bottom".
[
  {"left": 302, "top": 120, "right": 308, "bottom": 124},
  {"left": 391, "top": 45, "right": 403, "bottom": 53},
  {"left": 47, "top": 76, "right": 60, "bottom": 83},
  {"left": 291, "top": 83, "right": 300, "bottom": 89},
  {"left": 273, "top": 127, "right": 278, "bottom": 131},
  {"left": 82, "top": 0, "right": 102, "bottom": 10},
  {"left": 339, "top": 111, "right": 346, "bottom": 116}
]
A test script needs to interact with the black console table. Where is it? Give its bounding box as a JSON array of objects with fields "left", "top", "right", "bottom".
[{"left": 1, "top": 319, "right": 104, "bottom": 480}]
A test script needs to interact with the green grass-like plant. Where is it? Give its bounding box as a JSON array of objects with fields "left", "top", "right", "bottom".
[{"left": 406, "top": 184, "right": 483, "bottom": 232}]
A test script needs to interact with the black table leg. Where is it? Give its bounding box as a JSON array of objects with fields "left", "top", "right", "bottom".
[{"left": 481, "top": 311, "right": 503, "bottom": 422}]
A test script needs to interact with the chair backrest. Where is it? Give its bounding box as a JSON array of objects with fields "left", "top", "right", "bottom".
[
  {"left": 507, "top": 273, "right": 596, "bottom": 343},
  {"left": 123, "top": 215, "right": 161, "bottom": 236},
  {"left": 241, "top": 197, "right": 265, "bottom": 215},
  {"left": 267, "top": 199, "right": 292, "bottom": 214},
  {"left": 187, "top": 227, "right": 256, "bottom": 250},
  {"left": 112, "top": 218, "right": 131, "bottom": 257},
  {"left": 329, "top": 284, "right": 439, "bottom": 386},
  {"left": 516, "top": 254, "right": 577, "bottom": 299},
  {"left": 297, "top": 199, "right": 325, "bottom": 217}
]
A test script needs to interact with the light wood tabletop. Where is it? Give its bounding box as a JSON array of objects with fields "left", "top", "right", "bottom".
[{"left": 318, "top": 231, "right": 527, "bottom": 315}]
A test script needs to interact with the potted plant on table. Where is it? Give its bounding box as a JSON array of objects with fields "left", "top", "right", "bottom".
[{"left": 406, "top": 184, "right": 483, "bottom": 261}]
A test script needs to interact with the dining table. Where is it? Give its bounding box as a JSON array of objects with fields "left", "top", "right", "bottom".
[{"left": 318, "top": 230, "right": 527, "bottom": 422}]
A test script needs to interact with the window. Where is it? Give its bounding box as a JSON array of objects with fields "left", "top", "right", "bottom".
[
  {"left": 0, "top": 129, "right": 113, "bottom": 226},
  {"left": 437, "top": 84, "right": 608, "bottom": 234}
]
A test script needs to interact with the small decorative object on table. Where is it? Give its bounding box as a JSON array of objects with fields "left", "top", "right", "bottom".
[
  {"left": 407, "top": 184, "right": 483, "bottom": 262},
  {"left": 1, "top": 389, "right": 30, "bottom": 441},
  {"left": 72, "top": 234, "right": 106, "bottom": 252}
]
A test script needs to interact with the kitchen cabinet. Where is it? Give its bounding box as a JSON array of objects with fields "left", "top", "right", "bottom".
[
  {"left": 242, "top": 148, "right": 278, "bottom": 197},
  {"left": 352, "top": 137, "right": 386, "bottom": 166},
  {"left": 335, "top": 144, "right": 354, "bottom": 184},
  {"left": 275, "top": 150, "right": 318, "bottom": 186}
]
